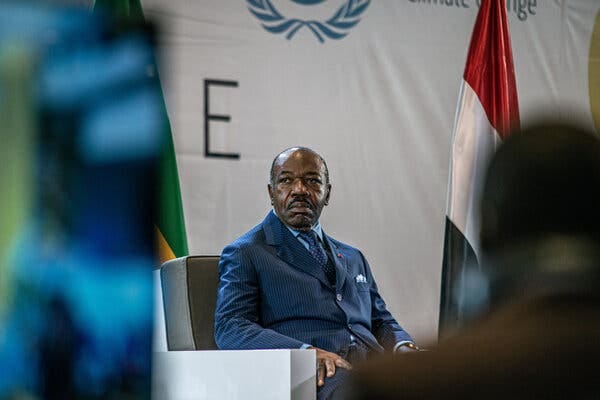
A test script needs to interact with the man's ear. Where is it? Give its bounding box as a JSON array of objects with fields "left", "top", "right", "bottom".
[
  {"left": 324, "top": 184, "right": 332, "bottom": 205},
  {"left": 268, "top": 184, "right": 274, "bottom": 205}
]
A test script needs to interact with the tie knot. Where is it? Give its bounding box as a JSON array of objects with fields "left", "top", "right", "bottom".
[{"left": 299, "top": 230, "right": 319, "bottom": 246}]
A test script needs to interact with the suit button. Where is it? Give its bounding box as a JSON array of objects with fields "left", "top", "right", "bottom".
[{"left": 336, "top": 294, "right": 343, "bottom": 301}]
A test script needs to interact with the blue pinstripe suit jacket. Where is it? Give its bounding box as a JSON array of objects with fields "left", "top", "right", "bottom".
[{"left": 214, "top": 210, "right": 413, "bottom": 355}]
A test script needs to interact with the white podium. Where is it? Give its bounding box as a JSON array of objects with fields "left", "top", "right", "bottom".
[{"left": 152, "top": 349, "right": 316, "bottom": 400}]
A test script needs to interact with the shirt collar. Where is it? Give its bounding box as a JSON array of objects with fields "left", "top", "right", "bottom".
[{"left": 286, "top": 220, "right": 323, "bottom": 241}]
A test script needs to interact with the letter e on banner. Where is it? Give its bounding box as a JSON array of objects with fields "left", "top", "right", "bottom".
[{"left": 204, "top": 79, "right": 239, "bottom": 159}]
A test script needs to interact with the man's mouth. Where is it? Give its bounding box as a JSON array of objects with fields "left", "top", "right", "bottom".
[{"left": 288, "top": 200, "right": 312, "bottom": 212}]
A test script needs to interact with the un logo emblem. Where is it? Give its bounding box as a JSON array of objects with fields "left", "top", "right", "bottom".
[{"left": 247, "top": 0, "right": 371, "bottom": 43}]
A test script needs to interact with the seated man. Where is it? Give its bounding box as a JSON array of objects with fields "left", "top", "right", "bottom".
[
  {"left": 214, "top": 147, "right": 417, "bottom": 400},
  {"left": 349, "top": 122, "right": 600, "bottom": 399}
]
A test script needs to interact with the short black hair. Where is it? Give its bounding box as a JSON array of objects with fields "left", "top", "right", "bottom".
[{"left": 269, "top": 147, "right": 330, "bottom": 185}]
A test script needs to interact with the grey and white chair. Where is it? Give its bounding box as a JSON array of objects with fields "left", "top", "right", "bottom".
[{"left": 159, "top": 255, "right": 220, "bottom": 351}]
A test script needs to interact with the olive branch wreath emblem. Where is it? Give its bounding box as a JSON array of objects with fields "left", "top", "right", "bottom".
[{"left": 247, "top": 0, "right": 371, "bottom": 43}]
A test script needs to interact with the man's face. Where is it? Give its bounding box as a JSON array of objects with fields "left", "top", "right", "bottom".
[{"left": 268, "top": 149, "right": 331, "bottom": 231}]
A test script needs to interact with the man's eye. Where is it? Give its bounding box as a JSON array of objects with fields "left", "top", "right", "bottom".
[
  {"left": 279, "top": 178, "right": 291, "bottom": 184},
  {"left": 308, "top": 178, "right": 321, "bottom": 184}
]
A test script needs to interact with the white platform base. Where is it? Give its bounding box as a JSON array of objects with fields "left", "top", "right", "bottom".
[{"left": 152, "top": 349, "right": 316, "bottom": 400}]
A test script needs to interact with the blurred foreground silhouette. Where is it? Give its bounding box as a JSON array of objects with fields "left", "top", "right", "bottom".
[
  {"left": 350, "top": 122, "right": 600, "bottom": 400},
  {"left": 0, "top": 3, "right": 165, "bottom": 398}
]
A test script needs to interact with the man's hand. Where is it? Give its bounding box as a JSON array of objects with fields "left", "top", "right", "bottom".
[{"left": 313, "top": 347, "right": 352, "bottom": 387}]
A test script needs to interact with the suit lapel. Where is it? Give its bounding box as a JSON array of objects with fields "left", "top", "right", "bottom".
[{"left": 262, "top": 211, "right": 332, "bottom": 288}]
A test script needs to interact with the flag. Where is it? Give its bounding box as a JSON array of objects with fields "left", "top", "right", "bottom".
[
  {"left": 93, "top": 0, "right": 189, "bottom": 264},
  {"left": 439, "top": 0, "right": 520, "bottom": 336},
  {"left": 0, "top": 46, "right": 35, "bottom": 320}
]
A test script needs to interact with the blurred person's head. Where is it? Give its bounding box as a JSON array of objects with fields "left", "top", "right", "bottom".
[{"left": 479, "top": 121, "right": 600, "bottom": 305}]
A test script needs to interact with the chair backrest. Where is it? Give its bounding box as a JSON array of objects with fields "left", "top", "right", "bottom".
[
  {"left": 153, "top": 267, "right": 168, "bottom": 352},
  {"left": 160, "top": 255, "right": 220, "bottom": 350}
]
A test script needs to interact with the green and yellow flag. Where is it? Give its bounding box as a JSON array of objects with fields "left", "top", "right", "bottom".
[
  {"left": 0, "top": 46, "right": 35, "bottom": 319},
  {"left": 93, "top": 0, "right": 188, "bottom": 264}
]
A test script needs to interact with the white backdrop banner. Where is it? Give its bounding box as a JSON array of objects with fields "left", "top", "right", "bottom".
[{"left": 142, "top": 0, "right": 600, "bottom": 342}]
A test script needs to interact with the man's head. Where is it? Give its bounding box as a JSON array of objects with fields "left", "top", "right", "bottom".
[
  {"left": 476, "top": 122, "right": 600, "bottom": 307},
  {"left": 480, "top": 122, "right": 600, "bottom": 255},
  {"left": 268, "top": 147, "right": 331, "bottom": 231}
]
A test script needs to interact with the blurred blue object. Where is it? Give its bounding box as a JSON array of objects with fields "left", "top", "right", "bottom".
[
  {"left": 0, "top": 2, "right": 163, "bottom": 398},
  {"left": 0, "top": 2, "right": 100, "bottom": 48}
]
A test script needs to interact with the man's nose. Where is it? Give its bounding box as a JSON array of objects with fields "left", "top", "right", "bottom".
[{"left": 291, "top": 179, "right": 308, "bottom": 194}]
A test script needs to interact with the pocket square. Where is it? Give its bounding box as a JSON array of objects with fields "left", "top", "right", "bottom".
[{"left": 355, "top": 274, "right": 367, "bottom": 284}]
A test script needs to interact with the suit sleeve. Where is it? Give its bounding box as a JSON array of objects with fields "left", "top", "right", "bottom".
[
  {"left": 214, "top": 243, "right": 307, "bottom": 349},
  {"left": 361, "top": 253, "right": 414, "bottom": 350}
]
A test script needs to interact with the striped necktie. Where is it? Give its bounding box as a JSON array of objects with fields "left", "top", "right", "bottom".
[{"left": 299, "top": 230, "right": 336, "bottom": 285}]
